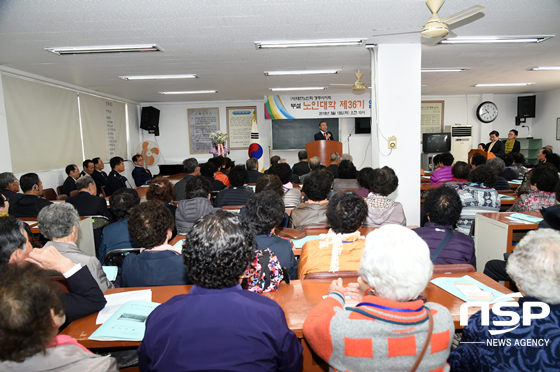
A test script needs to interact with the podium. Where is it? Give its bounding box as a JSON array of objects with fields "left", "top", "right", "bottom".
[
  {"left": 468, "top": 149, "right": 495, "bottom": 165},
  {"left": 306, "top": 140, "right": 343, "bottom": 166}
]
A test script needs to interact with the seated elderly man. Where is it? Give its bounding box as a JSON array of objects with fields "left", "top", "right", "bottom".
[
  {"left": 289, "top": 170, "right": 331, "bottom": 229},
  {"left": 174, "top": 158, "right": 200, "bottom": 201},
  {"left": 246, "top": 157, "right": 264, "bottom": 183},
  {"left": 121, "top": 200, "right": 190, "bottom": 287},
  {"left": 138, "top": 210, "right": 303, "bottom": 371},
  {"left": 65, "top": 175, "right": 113, "bottom": 221},
  {"left": 0, "top": 217, "right": 106, "bottom": 324},
  {"left": 298, "top": 192, "right": 367, "bottom": 278},
  {"left": 0, "top": 172, "right": 22, "bottom": 204},
  {"left": 9, "top": 173, "right": 52, "bottom": 217},
  {"left": 0, "top": 265, "right": 118, "bottom": 371},
  {"left": 61, "top": 164, "right": 80, "bottom": 196},
  {"left": 449, "top": 229, "right": 560, "bottom": 371},
  {"left": 38, "top": 203, "right": 113, "bottom": 292},
  {"left": 414, "top": 186, "right": 476, "bottom": 268},
  {"left": 303, "top": 225, "right": 454, "bottom": 371}
]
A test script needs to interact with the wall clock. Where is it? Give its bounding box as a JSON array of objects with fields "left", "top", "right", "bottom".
[{"left": 476, "top": 101, "right": 498, "bottom": 123}]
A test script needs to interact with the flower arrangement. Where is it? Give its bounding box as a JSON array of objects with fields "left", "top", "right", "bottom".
[{"left": 210, "top": 131, "right": 229, "bottom": 156}]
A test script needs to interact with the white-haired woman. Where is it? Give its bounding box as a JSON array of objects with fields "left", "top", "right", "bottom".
[
  {"left": 303, "top": 225, "right": 454, "bottom": 371},
  {"left": 449, "top": 228, "right": 560, "bottom": 371},
  {"left": 38, "top": 203, "right": 113, "bottom": 292}
]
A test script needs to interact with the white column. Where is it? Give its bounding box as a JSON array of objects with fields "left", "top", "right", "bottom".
[
  {"left": 370, "top": 44, "right": 422, "bottom": 226},
  {"left": 0, "top": 75, "right": 13, "bottom": 172}
]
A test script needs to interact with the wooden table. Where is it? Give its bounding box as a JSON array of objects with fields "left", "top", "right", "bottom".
[
  {"left": 474, "top": 211, "right": 541, "bottom": 270},
  {"left": 61, "top": 272, "right": 509, "bottom": 348}
]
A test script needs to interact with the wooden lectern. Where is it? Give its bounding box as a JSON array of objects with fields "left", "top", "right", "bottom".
[
  {"left": 306, "top": 140, "right": 343, "bottom": 166},
  {"left": 468, "top": 149, "right": 495, "bottom": 165}
]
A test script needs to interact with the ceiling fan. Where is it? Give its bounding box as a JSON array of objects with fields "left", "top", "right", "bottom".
[
  {"left": 329, "top": 72, "right": 368, "bottom": 91},
  {"left": 372, "top": 0, "right": 485, "bottom": 43}
]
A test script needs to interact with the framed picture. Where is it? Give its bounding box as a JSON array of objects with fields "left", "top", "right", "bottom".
[
  {"left": 557, "top": 118, "right": 560, "bottom": 140},
  {"left": 421, "top": 101, "right": 445, "bottom": 142},
  {"left": 226, "top": 106, "right": 256, "bottom": 150}
]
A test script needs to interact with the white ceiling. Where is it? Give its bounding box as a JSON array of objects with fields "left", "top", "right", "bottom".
[{"left": 0, "top": 0, "right": 559, "bottom": 103}]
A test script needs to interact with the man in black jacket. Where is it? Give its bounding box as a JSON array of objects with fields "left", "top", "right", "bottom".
[
  {"left": 131, "top": 154, "right": 153, "bottom": 186},
  {"left": 61, "top": 164, "right": 80, "bottom": 196},
  {"left": 105, "top": 156, "right": 128, "bottom": 197},
  {"left": 292, "top": 150, "right": 310, "bottom": 177},
  {"left": 0, "top": 172, "right": 23, "bottom": 204},
  {"left": 66, "top": 175, "right": 113, "bottom": 222},
  {"left": 314, "top": 121, "right": 334, "bottom": 141},
  {"left": 91, "top": 157, "right": 108, "bottom": 194},
  {"left": 484, "top": 130, "right": 505, "bottom": 157},
  {"left": 10, "top": 173, "right": 52, "bottom": 217}
]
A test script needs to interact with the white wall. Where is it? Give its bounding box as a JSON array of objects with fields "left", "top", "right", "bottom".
[{"left": 532, "top": 88, "right": 560, "bottom": 148}]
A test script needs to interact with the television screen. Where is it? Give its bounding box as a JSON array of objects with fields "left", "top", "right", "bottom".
[
  {"left": 355, "top": 117, "right": 371, "bottom": 134},
  {"left": 422, "top": 133, "right": 451, "bottom": 153}
]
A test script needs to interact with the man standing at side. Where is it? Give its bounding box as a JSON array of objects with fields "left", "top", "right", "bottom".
[
  {"left": 174, "top": 158, "right": 200, "bottom": 201},
  {"left": 314, "top": 121, "right": 333, "bottom": 141},
  {"left": 131, "top": 154, "right": 153, "bottom": 186},
  {"left": 105, "top": 157, "right": 128, "bottom": 197},
  {"left": 0, "top": 172, "right": 22, "bottom": 204},
  {"left": 61, "top": 164, "right": 80, "bottom": 196},
  {"left": 484, "top": 130, "right": 505, "bottom": 157}
]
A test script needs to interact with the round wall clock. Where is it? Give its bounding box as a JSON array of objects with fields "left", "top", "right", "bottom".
[{"left": 476, "top": 101, "right": 498, "bottom": 123}]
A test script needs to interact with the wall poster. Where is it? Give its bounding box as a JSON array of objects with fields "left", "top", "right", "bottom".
[
  {"left": 188, "top": 108, "right": 220, "bottom": 154},
  {"left": 227, "top": 106, "right": 256, "bottom": 150},
  {"left": 421, "top": 101, "right": 445, "bottom": 141}
]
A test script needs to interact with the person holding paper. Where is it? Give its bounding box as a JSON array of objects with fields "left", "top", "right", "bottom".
[
  {"left": 138, "top": 210, "right": 303, "bottom": 372},
  {"left": 449, "top": 229, "right": 560, "bottom": 371},
  {"left": 0, "top": 264, "right": 118, "bottom": 371},
  {"left": 303, "top": 225, "right": 454, "bottom": 372}
]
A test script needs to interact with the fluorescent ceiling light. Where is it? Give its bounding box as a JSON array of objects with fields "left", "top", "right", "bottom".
[
  {"left": 530, "top": 66, "right": 560, "bottom": 71},
  {"left": 158, "top": 90, "right": 217, "bottom": 95},
  {"left": 439, "top": 35, "right": 553, "bottom": 44},
  {"left": 45, "top": 44, "right": 161, "bottom": 55},
  {"left": 269, "top": 87, "right": 325, "bottom": 91},
  {"left": 264, "top": 70, "right": 340, "bottom": 76},
  {"left": 119, "top": 74, "right": 198, "bottom": 80},
  {"left": 474, "top": 83, "right": 535, "bottom": 87},
  {"left": 421, "top": 85, "right": 426, "bottom": 88},
  {"left": 255, "top": 39, "right": 366, "bottom": 49},
  {"left": 421, "top": 68, "right": 468, "bottom": 73}
]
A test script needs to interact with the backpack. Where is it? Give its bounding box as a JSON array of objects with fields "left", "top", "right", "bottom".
[{"left": 242, "top": 248, "right": 284, "bottom": 293}]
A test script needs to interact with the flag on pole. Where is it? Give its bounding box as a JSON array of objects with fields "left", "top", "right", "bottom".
[{"left": 248, "top": 115, "right": 264, "bottom": 172}]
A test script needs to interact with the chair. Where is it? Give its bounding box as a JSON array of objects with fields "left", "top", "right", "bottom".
[
  {"left": 301, "top": 224, "right": 331, "bottom": 231},
  {"left": 304, "top": 271, "right": 359, "bottom": 279},
  {"left": 43, "top": 188, "right": 58, "bottom": 201},
  {"left": 100, "top": 186, "right": 107, "bottom": 198},
  {"left": 56, "top": 194, "right": 68, "bottom": 201},
  {"left": 104, "top": 248, "right": 142, "bottom": 266},
  {"left": 90, "top": 215, "right": 111, "bottom": 230},
  {"left": 433, "top": 264, "right": 476, "bottom": 274},
  {"left": 210, "top": 191, "right": 219, "bottom": 204},
  {"left": 56, "top": 185, "right": 63, "bottom": 196},
  {"left": 221, "top": 205, "right": 244, "bottom": 212},
  {"left": 69, "top": 190, "right": 79, "bottom": 197}
]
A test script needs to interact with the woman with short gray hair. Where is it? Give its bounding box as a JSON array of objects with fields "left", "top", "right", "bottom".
[
  {"left": 449, "top": 228, "right": 560, "bottom": 371},
  {"left": 38, "top": 203, "right": 113, "bottom": 292},
  {"left": 303, "top": 225, "right": 454, "bottom": 371}
]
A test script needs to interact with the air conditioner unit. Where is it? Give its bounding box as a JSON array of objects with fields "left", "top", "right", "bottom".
[{"left": 444, "top": 124, "right": 472, "bottom": 164}]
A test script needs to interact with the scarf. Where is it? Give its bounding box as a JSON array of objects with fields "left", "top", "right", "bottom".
[
  {"left": 318, "top": 229, "right": 361, "bottom": 272},
  {"left": 505, "top": 139, "right": 515, "bottom": 153}
]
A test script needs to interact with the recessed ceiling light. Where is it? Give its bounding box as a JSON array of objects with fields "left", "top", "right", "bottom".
[
  {"left": 119, "top": 74, "right": 198, "bottom": 80},
  {"left": 530, "top": 66, "right": 560, "bottom": 71},
  {"left": 264, "top": 70, "right": 340, "bottom": 76},
  {"left": 421, "top": 68, "right": 468, "bottom": 73},
  {"left": 474, "top": 83, "right": 535, "bottom": 87},
  {"left": 45, "top": 44, "right": 161, "bottom": 55},
  {"left": 255, "top": 39, "right": 366, "bottom": 49},
  {"left": 439, "top": 35, "right": 553, "bottom": 44},
  {"left": 158, "top": 90, "right": 217, "bottom": 95},
  {"left": 269, "top": 87, "right": 326, "bottom": 91}
]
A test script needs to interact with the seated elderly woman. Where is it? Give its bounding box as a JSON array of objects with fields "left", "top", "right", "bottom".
[
  {"left": 97, "top": 188, "right": 141, "bottom": 264},
  {"left": 451, "top": 164, "right": 500, "bottom": 235},
  {"left": 147, "top": 176, "right": 177, "bottom": 218},
  {"left": 363, "top": 166, "right": 407, "bottom": 227},
  {"left": 289, "top": 170, "right": 331, "bottom": 229},
  {"left": 332, "top": 160, "right": 359, "bottom": 192},
  {"left": 449, "top": 228, "right": 560, "bottom": 371},
  {"left": 508, "top": 163, "right": 559, "bottom": 212},
  {"left": 298, "top": 192, "right": 367, "bottom": 279},
  {"left": 414, "top": 186, "right": 476, "bottom": 268},
  {"left": 175, "top": 176, "right": 219, "bottom": 235},
  {"left": 0, "top": 264, "right": 118, "bottom": 371},
  {"left": 447, "top": 161, "right": 470, "bottom": 187},
  {"left": 121, "top": 200, "right": 191, "bottom": 287},
  {"left": 138, "top": 210, "right": 303, "bottom": 371},
  {"left": 269, "top": 162, "right": 302, "bottom": 207},
  {"left": 214, "top": 165, "right": 253, "bottom": 207},
  {"left": 303, "top": 225, "right": 454, "bottom": 371},
  {"left": 245, "top": 191, "right": 298, "bottom": 279},
  {"left": 37, "top": 203, "right": 113, "bottom": 292},
  {"left": 355, "top": 167, "right": 373, "bottom": 197}
]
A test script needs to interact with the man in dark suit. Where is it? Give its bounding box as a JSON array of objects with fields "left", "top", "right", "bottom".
[
  {"left": 105, "top": 156, "right": 128, "bottom": 197},
  {"left": 326, "top": 152, "right": 340, "bottom": 178},
  {"left": 91, "top": 157, "right": 108, "bottom": 196},
  {"left": 66, "top": 175, "right": 113, "bottom": 222},
  {"left": 10, "top": 173, "right": 52, "bottom": 217},
  {"left": 314, "top": 121, "right": 334, "bottom": 141},
  {"left": 131, "top": 154, "right": 153, "bottom": 186},
  {"left": 484, "top": 130, "right": 505, "bottom": 157},
  {"left": 246, "top": 157, "right": 264, "bottom": 183},
  {"left": 292, "top": 150, "right": 310, "bottom": 177},
  {"left": 80, "top": 159, "right": 95, "bottom": 177},
  {"left": 0, "top": 172, "right": 23, "bottom": 204},
  {"left": 61, "top": 164, "right": 80, "bottom": 196}
]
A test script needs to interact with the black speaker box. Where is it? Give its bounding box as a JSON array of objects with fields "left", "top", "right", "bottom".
[
  {"left": 140, "top": 106, "right": 160, "bottom": 135},
  {"left": 517, "top": 96, "right": 536, "bottom": 118}
]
